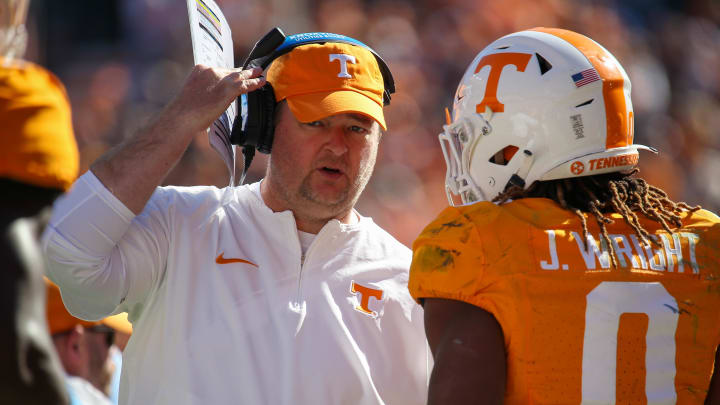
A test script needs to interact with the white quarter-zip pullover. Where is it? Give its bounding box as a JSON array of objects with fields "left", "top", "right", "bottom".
[{"left": 43, "top": 171, "right": 430, "bottom": 405}]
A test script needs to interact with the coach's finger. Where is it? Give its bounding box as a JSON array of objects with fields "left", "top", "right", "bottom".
[
  {"left": 220, "top": 67, "right": 265, "bottom": 96},
  {"left": 215, "top": 66, "right": 263, "bottom": 79}
]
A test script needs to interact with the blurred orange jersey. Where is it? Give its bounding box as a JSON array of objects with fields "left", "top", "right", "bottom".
[{"left": 410, "top": 198, "right": 720, "bottom": 404}]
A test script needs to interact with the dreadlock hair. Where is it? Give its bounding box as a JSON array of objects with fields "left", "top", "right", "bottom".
[{"left": 492, "top": 169, "right": 701, "bottom": 268}]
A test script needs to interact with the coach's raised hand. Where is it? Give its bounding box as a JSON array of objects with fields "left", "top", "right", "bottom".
[
  {"left": 165, "top": 65, "right": 264, "bottom": 135},
  {"left": 91, "top": 65, "right": 265, "bottom": 214}
]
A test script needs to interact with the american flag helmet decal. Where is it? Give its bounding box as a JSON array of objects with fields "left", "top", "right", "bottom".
[{"left": 572, "top": 68, "right": 601, "bottom": 87}]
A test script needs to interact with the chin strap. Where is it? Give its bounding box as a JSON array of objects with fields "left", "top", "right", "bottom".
[{"left": 503, "top": 149, "right": 534, "bottom": 192}]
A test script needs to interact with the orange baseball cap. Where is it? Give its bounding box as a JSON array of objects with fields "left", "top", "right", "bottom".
[
  {"left": 0, "top": 58, "right": 79, "bottom": 191},
  {"left": 45, "top": 278, "right": 132, "bottom": 336},
  {"left": 266, "top": 42, "right": 387, "bottom": 130}
]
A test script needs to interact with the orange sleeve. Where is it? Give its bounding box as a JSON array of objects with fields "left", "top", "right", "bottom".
[{"left": 409, "top": 205, "right": 500, "bottom": 314}]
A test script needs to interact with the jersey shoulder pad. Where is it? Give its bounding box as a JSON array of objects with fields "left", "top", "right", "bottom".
[{"left": 409, "top": 203, "right": 497, "bottom": 305}]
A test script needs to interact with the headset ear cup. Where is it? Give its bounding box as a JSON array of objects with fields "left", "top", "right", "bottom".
[
  {"left": 257, "top": 83, "right": 276, "bottom": 154},
  {"left": 230, "top": 84, "right": 270, "bottom": 150},
  {"left": 229, "top": 84, "right": 276, "bottom": 154},
  {"left": 230, "top": 91, "right": 259, "bottom": 146}
]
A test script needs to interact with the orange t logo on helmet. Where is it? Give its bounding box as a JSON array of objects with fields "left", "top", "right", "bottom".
[{"left": 473, "top": 53, "right": 532, "bottom": 113}]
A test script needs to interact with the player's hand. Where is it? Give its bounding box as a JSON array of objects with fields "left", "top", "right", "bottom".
[{"left": 162, "top": 65, "right": 265, "bottom": 136}]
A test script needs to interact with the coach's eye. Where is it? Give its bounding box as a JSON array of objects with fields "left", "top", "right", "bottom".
[
  {"left": 304, "top": 120, "right": 324, "bottom": 127},
  {"left": 349, "top": 125, "right": 368, "bottom": 134}
]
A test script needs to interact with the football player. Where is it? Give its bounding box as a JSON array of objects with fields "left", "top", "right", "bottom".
[
  {"left": 409, "top": 27, "right": 720, "bottom": 404},
  {"left": 0, "top": 0, "right": 78, "bottom": 403}
]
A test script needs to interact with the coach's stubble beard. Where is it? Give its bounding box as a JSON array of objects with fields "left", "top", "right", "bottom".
[{"left": 297, "top": 156, "right": 375, "bottom": 222}]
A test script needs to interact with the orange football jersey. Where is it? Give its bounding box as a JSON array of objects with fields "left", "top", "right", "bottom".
[{"left": 410, "top": 198, "right": 720, "bottom": 404}]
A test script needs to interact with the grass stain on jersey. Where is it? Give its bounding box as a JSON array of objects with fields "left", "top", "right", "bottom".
[
  {"left": 428, "top": 220, "right": 464, "bottom": 236},
  {"left": 458, "top": 227, "right": 472, "bottom": 244},
  {"left": 414, "top": 245, "right": 460, "bottom": 272}
]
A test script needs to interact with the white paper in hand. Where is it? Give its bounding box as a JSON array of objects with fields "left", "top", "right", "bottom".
[{"left": 186, "top": 0, "right": 236, "bottom": 185}]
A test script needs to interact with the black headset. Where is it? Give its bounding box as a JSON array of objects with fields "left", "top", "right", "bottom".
[{"left": 229, "top": 27, "right": 395, "bottom": 181}]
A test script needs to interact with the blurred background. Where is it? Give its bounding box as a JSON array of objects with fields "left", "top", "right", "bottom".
[{"left": 25, "top": 0, "right": 720, "bottom": 247}]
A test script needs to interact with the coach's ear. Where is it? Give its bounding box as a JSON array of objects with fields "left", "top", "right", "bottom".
[{"left": 423, "top": 298, "right": 506, "bottom": 405}]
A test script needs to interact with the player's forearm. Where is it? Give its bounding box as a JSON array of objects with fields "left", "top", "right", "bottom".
[{"left": 90, "top": 111, "right": 196, "bottom": 215}]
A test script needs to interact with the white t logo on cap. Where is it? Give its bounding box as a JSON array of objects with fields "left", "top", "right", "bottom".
[{"left": 329, "top": 54, "right": 356, "bottom": 78}]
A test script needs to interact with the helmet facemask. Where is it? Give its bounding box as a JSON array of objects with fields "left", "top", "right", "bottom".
[{"left": 439, "top": 108, "right": 493, "bottom": 204}]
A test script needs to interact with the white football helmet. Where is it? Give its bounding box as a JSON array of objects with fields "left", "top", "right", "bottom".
[{"left": 440, "top": 27, "right": 656, "bottom": 205}]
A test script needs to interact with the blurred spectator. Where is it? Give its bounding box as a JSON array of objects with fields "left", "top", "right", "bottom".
[
  {"left": 0, "top": 0, "right": 78, "bottom": 403},
  {"left": 46, "top": 279, "right": 132, "bottom": 405},
  {"left": 24, "top": 0, "right": 720, "bottom": 247}
]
